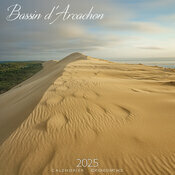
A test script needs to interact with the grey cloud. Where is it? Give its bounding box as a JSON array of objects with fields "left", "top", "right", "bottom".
[
  {"left": 0, "top": 0, "right": 174, "bottom": 60},
  {"left": 138, "top": 46, "right": 164, "bottom": 50}
]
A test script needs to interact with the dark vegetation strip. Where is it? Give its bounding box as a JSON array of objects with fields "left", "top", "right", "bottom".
[{"left": 0, "top": 61, "right": 43, "bottom": 94}]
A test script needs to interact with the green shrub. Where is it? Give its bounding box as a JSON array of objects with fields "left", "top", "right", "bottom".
[{"left": 0, "top": 61, "right": 43, "bottom": 94}]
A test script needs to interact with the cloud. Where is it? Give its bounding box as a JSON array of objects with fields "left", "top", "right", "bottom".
[
  {"left": 0, "top": 0, "right": 175, "bottom": 60},
  {"left": 138, "top": 46, "right": 164, "bottom": 50},
  {"left": 0, "top": 19, "right": 124, "bottom": 60},
  {"left": 143, "top": 0, "right": 175, "bottom": 7},
  {"left": 156, "top": 14, "right": 175, "bottom": 23},
  {"left": 99, "top": 20, "right": 171, "bottom": 33}
]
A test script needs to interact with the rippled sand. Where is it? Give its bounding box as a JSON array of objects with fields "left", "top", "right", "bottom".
[{"left": 0, "top": 53, "right": 175, "bottom": 175}]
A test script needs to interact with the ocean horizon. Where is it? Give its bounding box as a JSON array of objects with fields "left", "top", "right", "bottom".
[{"left": 111, "top": 58, "right": 175, "bottom": 69}]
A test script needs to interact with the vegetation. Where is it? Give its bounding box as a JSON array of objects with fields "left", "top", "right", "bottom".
[{"left": 0, "top": 61, "right": 43, "bottom": 94}]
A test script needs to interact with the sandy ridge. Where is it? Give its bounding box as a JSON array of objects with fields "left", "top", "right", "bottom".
[
  {"left": 0, "top": 53, "right": 175, "bottom": 175},
  {"left": 0, "top": 53, "right": 87, "bottom": 144}
]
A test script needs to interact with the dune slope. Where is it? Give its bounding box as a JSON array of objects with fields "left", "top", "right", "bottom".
[
  {"left": 0, "top": 53, "right": 175, "bottom": 175},
  {"left": 0, "top": 53, "right": 87, "bottom": 144}
]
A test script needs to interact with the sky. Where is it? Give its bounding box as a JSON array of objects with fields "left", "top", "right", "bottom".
[{"left": 0, "top": 0, "right": 175, "bottom": 61}]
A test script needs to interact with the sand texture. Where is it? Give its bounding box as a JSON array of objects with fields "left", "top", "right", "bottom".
[{"left": 0, "top": 53, "right": 175, "bottom": 175}]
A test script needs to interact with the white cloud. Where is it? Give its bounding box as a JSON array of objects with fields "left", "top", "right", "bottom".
[{"left": 1, "top": 0, "right": 175, "bottom": 60}]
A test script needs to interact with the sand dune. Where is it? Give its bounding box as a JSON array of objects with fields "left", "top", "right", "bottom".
[{"left": 0, "top": 53, "right": 175, "bottom": 175}]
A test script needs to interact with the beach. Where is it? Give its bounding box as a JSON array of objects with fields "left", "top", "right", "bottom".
[{"left": 0, "top": 52, "right": 175, "bottom": 175}]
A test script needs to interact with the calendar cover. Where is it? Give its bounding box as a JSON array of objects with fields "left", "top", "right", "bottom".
[{"left": 0, "top": 0, "right": 175, "bottom": 175}]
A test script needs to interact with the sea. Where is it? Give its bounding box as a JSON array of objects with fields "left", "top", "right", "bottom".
[{"left": 110, "top": 58, "right": 175, "bottom": 69}]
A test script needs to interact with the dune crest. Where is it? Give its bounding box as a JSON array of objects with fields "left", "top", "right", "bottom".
[
  {"left": 0, "top": 53, "right": 86, "bottom": 144},
  {"left": 0, "top": 53, "right": 175, "bottom": 175}
]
